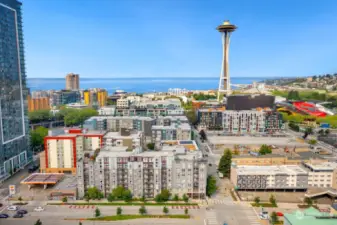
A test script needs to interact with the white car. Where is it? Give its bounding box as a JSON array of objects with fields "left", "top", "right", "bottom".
[
  {"left": 34, "top": 206, "right": 44, "bottom": 212},
  {"left": 259, "top": 211, "right": 269, "bottom": 220},
  {"left": 7, "top": 206, "right": 18, "bottom": 211}
]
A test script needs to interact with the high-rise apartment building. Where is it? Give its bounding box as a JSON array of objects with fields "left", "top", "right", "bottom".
[
  {"left": 65, "top": 73, "right": 79, "bottom": 90},
  {"left": 0, "top": 0, "right": 30, "bottom": 181},
  {"left": 27, "top": 95, "right": 50, "bottom": 112}
]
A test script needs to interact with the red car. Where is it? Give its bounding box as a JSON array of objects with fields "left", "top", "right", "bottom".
[{"left": 276, "top": 212, "right": 284, "bottom": 217}]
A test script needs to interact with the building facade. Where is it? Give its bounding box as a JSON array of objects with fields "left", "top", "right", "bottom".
[
  {"left": 65, "top": 73, "right": 79, "bottom": 90},
  {"left": 41, "top": 129, "right": 104, "bottom": 174},
  {"left": 117, "top": 99, "right": 129, "bottom": 108},
  {"left": 151, "top": 124, "right": 191, "bottom": 144},
  {"left": 231, "top": 162, "right": 337, "bottom": 191},
  {"left": 230, "top": 165, "right": 308, "bottom": 191},
  {"left": 76, "top": 145, "right": 207, "bottom": 199},
  {"left": 0, "top": 0, "right": 30, "bottom": 181},
  {"left": 27, "top": 95, "right": 50, "bottom": 112},
  {"left": 198, "top": 109, "right": 283, "bottom": 134},
  {"left": 84, "top": 89, "right": 107, "bottom": 108},
  {"left": 50, "top": 90, "right": 81, "bottom": 106},
  {"left": 223, "top": 110, "right": 266, "bottom": 134}
]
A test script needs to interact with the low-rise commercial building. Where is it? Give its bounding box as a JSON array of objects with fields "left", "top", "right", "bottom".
[
  {"left": 76, "top": 141, "right": 206, "bottom": 199},
  {"left": 231, "top": 165, "right": 308, "bottom": 191},
  {"left": 303, "top": 162, "right": 337, "bottom": 189},
  {"left": 231, "top": 161, "right": 337, "bottom": 191},
  {"left": 284, "top": 207, "right": 337, "bottom": 225}
]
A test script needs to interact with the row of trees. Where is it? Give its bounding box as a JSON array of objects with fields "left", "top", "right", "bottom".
[
  {"left": 94, "top": 205, "right": 189, "bottom": 218},
  {"left": 85, "top": 186, "right": 189, "bottom": 203},
  {"left": 253, "top": 194, "right": 277, "bottom": 207},
  {"left": 29, "top": 108, "right": 98, "bottom": 126}
]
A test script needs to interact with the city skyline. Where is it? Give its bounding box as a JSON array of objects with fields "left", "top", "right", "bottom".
[{"left": 24, "top": 0, "right": 337, "bottom": 78}]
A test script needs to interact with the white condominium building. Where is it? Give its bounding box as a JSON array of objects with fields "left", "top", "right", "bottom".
[{"left": 76, "top": 141, "right": 207, "bottom": 199}]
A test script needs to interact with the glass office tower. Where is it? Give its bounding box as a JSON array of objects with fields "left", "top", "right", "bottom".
[{"left": 0, "top": 0, "right": 30, "bottom": 181}]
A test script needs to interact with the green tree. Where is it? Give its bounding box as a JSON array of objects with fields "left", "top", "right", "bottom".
[
  {"left": 155, "top": 189, "right": 171, "bottom": 202},
  {"left": 218, "top": 149, "right": 232, "bottom": 177},
  {"left": 269, "top": 194, "right": 277, "bottom": 207},
  {"left": 140, "top": 195, "right": 146, "bottom": 202},
  {"left": 95, "top": 208, "right": 101, "bottom": 217},
  {"left": 79, "top": 222, "right": 82, "bottom": 225},
  {"left": 271, "top": 212, "right": 279, "bottom": 224},
  {"left": 173, "top": 194, "right": 179, "bottom": 201},
  {"left": 182, "top": 194, "right": 189, "bottom": 203},
  {"left": 163, "top": 206, "right": 169, "bottom": 214},
  {"left": 63, "top": 108, "right": 98, "bottom": 126},
  {"left": 184, "top": 208, "right": 189, "bottom": 215},
  {"left": 185, "top": 109, "right": 198, "bottom": 125},
  {"left": 116, "top": 207, "right": 122, "bottom": 215},
  {"left": 325, "top": 129, "right": 330, "bottom": 135},
  {"left": 305, "top": 127, "right": 313, "bottom": 135},
  {"left": 18, "top": 196, "right": 22, "bottom": 202},
  {"left": 29, "top": 110, "right": 52, "bottom": 123},
  {"left": 259, "top": 145, "right": 272, "bottom": 155},
  {"left": 62, "top": 196, "right": 68, "bottom": 203},
  {"left": 139, "top": 205, "right": 147, "bottom": 215},
  {"left": 147, "top": 143, "right": 155, "bottom": 150},
  {"left": 85, "top": 187, "right": 104, "bottom": 200},
  {"left": 254, "top": 196, "right": 260, "bottom": 205},
  {"left": 34, "top": 219, "right": 42, "bottom": 225},
  {"left": 318, "top": 129, "right": 325, "bottom": 136},
  {"left": 304, "top": 197, "right": 313, "bottom": 206},
  {"left": 206, "top": 175, "right": 217, "bottom": 197},
  {"left": 109, "top": 186, "right": 133, "bottom": 201},
  {"left": 287, "top": 90, "right": 300, "bottom": 100},
  {"left": 123, "top": 189, "right": 132, "bottom": 202},
  {"left": 308, "top": 139, "right": 317, "bottom": 145},
  {"left": 30, "top": 126, "right": 48, "bottom": 150}
]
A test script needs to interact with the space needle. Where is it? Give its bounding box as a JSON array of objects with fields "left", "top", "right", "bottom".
[{"left": 216, "top": 20, "right": 237, "bottom": 101}]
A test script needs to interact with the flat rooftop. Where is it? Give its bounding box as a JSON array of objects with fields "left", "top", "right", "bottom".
[
  {"left": 161, "top": 140, "right": 199, "bottom": 151},
  {"left": 304, "top": 162, "right": 337, "bottom": 171},
  {"left": 208, "top": 136, "right": 308, "bottom": 147},
  {"left": 52, "top": 175, "right": 77, "bottom": 191},
  {"left": 152, "top": 123, "right": 191, "bottom": 130},
  {"left": 21, "top": 173, "right": 64, "bottom": 185},
  {"left": 235, "top": 165, "right": 308, "bottom": 175},
  {"left": 104, "top": 131, "right": 142, "bottom": 139}
]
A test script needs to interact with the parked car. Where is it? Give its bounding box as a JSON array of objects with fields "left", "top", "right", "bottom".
[
  {"left": 0, "top": 214, "right": 9, "bottom": 218},
  {"left": 259, "top": 211, "right": 269, "bottom": 220},
  {"left": 17, "top": 209, "right": 27, "bottom": 214},
  {"left": 7, "top": 206, "right": 18, "bottom": 211},
  {"left": 13, "top": 213, "right": 24, "bottom": 218},
  {"left": 34, "top": 206, "right": 44, "bottom": 212},
  {"left": 28, "top": 164, "right": 39, "bottom": 173},
  {"left": 276, "top": 212, "right": 284, "bottom": 217}
]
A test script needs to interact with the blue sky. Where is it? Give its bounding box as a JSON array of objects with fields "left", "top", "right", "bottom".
[{"left": 23, "top": 0, "right": 337, "bottom": 78}]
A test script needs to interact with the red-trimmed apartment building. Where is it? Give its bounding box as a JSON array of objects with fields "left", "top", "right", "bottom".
[{"left": 40, "top": 129, "right": 105, "bottom": 174}]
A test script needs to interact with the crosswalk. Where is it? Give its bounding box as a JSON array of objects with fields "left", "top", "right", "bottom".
[
  {"left": 205, "top": 210, "right": 219, "bottom": 225},
  {"left": 207, "top": 199, "right": 237, "bottom": 205},
  {"left": 243, "top": 209, "right": 261, "bottom": 225}
]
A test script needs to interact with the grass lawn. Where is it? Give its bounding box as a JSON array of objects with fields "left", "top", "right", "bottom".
[
  {"left": 251, "top": 203, "right": 277, "bottom": 208},
  {"left": 49, "top": 202, "right": 198, "bottom": 206},
  {"left": 86, "top": 214, "right": 190, "bottom": 221}
]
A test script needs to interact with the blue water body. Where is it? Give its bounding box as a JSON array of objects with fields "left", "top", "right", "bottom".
[{"left": 27, "top": 77, "right": 267, "bottom": 94}]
